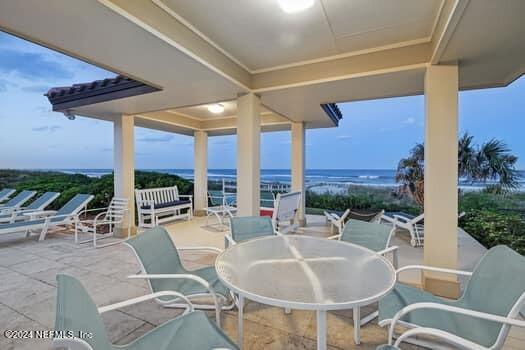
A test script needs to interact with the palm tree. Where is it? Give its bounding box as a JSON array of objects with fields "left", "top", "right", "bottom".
[{"left": 396, "top": 132, "right": 520, "bottom": 207}]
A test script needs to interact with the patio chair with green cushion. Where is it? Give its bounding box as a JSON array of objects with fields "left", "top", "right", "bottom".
[
  {"left": 0, "top": 191, "right": 60, "bottom": 223},
  {"left": 378, "top": 245, "right": 525, "bottom": 349},
  {"left": 328, "top": 218, "right": 399, "bottom": 329},
  {"left": 0, "top": 190, "right": 37, "bottom": 213},
  {"left": 53, "top": 274, "right": 239, "bottom": 350},
  {"left": 225, "top": 216, "right": 278, "bottom": 248},
  {"left": 0, "top": 188, "right": 15, "bottom": 203},
  {"left": 125, "top": 226, "right": 235, "bottom": 327}
]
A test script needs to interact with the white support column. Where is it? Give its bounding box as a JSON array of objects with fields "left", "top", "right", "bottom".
[
  {"left": 114, "top": 115, "right": 136, "bottom": 235},
  {"left": 291, "top": 122, "right": 306, "bottom": 226},
  {"left": 423, "top": 65, "right": 459, "bottom": 298},
  {"left": 236, "top": 93, "right": 261, "bottom": 216},
  {"left": 194, "top": 130, "right": 208, "bottom": 216}
]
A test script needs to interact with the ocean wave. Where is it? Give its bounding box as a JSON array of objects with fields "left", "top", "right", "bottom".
[{"left": 358, "top": 175, "right": 380, "bottom": 179}]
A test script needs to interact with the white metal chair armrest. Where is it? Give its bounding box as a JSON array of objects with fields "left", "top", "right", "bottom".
[
  {"left": 377, "top": 246, "right": 399, "bottom": 269},
  {"left": 327, "top": 234, "right": 341, "bottom": 240},
  {"left": 178, "top": 246, "right": 223, "bottom": 255},
  {"left": 388, "top": 302, "right": 525, "bottom": 345},
  {"left": 393, "top": 327, "right": 484, "bottom": 350},
  {"left": 98, "top": 291, "right": 194, "bottom": 314},
  {"left": 22, "top": 209, "right": 58, "bottom": 220},
  {"left": 274, "top": 230, "right": 284, "bottom": 236},
  {"left": 128, "top": 273, "right": 222, "bottom": 325},
  {"left": 392, "top": 214, "right": 411, "bottom": 223},
  {"left": 396, "top": 265, "right": 473, "bottom": 277}
]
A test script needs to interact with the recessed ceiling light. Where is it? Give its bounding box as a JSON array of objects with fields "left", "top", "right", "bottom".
[
  {"left": 278, "top": 0, "right": 314, "bottom": 13},
  {"left": 208, "top": 103, "right": 225, "bottom": 114}
]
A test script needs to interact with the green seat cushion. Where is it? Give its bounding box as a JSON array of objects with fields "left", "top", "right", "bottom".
[
  {"left": 155, "top": 266, "right": 231, "bottom": 301},
  {"left": 125, "top": 311, "right": 238, "bottom": 350},
  {"left": 341, "top": 219, "right": 392, "bottom": 252},
  {"left": 230, "top": 216, "right": 274, "bottom": 243},
  {"left": 127, "top": 226, "right": 230, "bottom": 300}
]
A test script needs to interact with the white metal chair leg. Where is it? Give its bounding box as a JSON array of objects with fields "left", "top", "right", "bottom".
[{"left": 353, "top": 307, "right": 361, "bottom": 344}]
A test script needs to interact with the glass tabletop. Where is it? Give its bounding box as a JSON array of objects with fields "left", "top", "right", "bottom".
[{"left": 216, "top": 235, "right": 396, "bottom": 310}]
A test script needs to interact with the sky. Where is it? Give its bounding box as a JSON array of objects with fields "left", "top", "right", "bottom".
[{"left": 0, "top": 31, "right": 524, "bottom": 170}]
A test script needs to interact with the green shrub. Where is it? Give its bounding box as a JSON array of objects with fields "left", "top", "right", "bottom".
[
  {"left": 461, "top": 210, "right": 525, "bottom": 255},
  {"left": 0, "top": 169, "right": 193, "bottom": 209}
]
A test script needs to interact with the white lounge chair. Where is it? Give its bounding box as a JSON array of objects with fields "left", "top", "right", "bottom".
[
  {"left": 324, "top": 208, "right": 384, "bottom": 235},
  {"left": 387, "top": 211, "right": 465, "bottom": 247},
  {"left": 0, "top": 190, "right": 37, "bottom": 213},
  {"left": 0, "top": 194, "right": 94, "bottom": 241},
  {"left": 0, "top": 188, "right": 15, "bottom": 203},
  {"left": 0, "top": 191, "right": 60, "bottom": 223},
  {"left": 75, "top": 197, "right": 131, "bottom": 248}
]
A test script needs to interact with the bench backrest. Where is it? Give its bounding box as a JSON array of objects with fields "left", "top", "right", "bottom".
[{"left": 135, "top": 186, "right": 180, "bottom": 206}]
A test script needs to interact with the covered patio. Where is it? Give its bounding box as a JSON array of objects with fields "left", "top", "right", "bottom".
[
  {"left": 2, "top": 215, "right": 523, "bottom": 350},
  {"left": 1, "top": 0, "right": 524, "bottom": 349}
]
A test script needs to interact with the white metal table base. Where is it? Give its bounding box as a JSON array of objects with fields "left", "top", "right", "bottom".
[
  {"left": 317, "top": 310, "right": 327, "bottom": 350},
  {"left": 238, "top": 295, "right": 244, "bottom": 349}
]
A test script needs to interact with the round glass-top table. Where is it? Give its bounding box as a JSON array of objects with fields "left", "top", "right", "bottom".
[{"left": 216, "top": 235, "right": 396, "bottom": 349}]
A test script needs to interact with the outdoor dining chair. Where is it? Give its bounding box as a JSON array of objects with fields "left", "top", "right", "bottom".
[
  {"left": 378, "top": 245, "right": 525, "bottom": 349},
  {"left": 225, "top": 216, "right": 278, "bottom": 247},
  {"left": 125, "top": 226, "right": 235, "bottom": 327},
  {"left": 53, "top": 274, "right": 239, "bottom": 350},
  {"left": 328, "top": 218, "right": 399, "bottom": 329}
]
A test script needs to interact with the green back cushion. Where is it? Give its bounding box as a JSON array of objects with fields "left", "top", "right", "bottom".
[
  {"left": 456, "top": 245, "right": 525, "bottom": 344},
  {"left": 341, "top": 219, "right": 392, "bottom": 252},
  {"left": 55, "top": 274, "right": 112, "bottom": 350},
  {"left": 126, "top": 226, "right": 186, "bottom": 292},
  {"left": 230, "top": 216, "right": 274, "bottom": 242}
]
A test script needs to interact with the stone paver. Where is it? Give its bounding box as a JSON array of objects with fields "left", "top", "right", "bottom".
[{"left": 0, "top": 215, "right": 521, "bottom": 349}]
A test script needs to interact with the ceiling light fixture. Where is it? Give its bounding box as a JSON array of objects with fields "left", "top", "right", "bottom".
[
  {"left": 278, "top": 0, "right": 314, "bottom": 13},
  {"left": 207, "top": 103, "right": 225, "bottom": 114}
]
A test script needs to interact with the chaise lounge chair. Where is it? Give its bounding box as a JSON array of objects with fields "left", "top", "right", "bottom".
[
  {"left": 0, "top": 191, "right": 60, "bottom": 223},
  {"left": 328, "top": 219, "right": 398, "bottom": 342},
  {"left": 53, "top": 274, "right": 239, "bottom": 350},
  {"left": 0, "top": 193, "right": 94, "bottom": 241},
  {"left": 378, "top": 245, "right": 525, "bottom": 349},
  {"left": 324, "top": 208, "right": 384, "bottom": 234},
  {"left": 0, "top": 188, "right": 15, "bottom": 203},
  {"left": 384, "top": 211, "right": 465, "bottom": 247},
  {"left": 225, "top": 216, "right": 279, "bottom": 248},
  {"left": 125, "top": 226, "right": 235, "bottom": 327},
  {"left": 0, "top": 190, "right": 37, "bottom": 213}
]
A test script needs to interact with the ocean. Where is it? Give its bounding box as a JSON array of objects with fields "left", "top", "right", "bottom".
[{"left": 55, "top": 168, "right": 525, "bottom": 191}]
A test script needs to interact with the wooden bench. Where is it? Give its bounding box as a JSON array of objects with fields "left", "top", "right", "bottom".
[{"left": 135, "top": 186, "right": 193, "bottom": 228}]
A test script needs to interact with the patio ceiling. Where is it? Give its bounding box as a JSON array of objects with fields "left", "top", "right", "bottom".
[{"left": 1, "top": 0, "right": 524, "bottom": 134}]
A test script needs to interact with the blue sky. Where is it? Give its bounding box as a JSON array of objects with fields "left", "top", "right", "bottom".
[{"left": 0, "top": 31, "right": 523, "bottom": 170}]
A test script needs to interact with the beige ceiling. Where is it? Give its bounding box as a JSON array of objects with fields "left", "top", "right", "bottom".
[
  {"left": 159, "top": 0, "right": 443, "bottom": 71},
  {"left": 1, "top": 0, "right": 524, "bottom": 136},
  {"left": 169, "top": 100, "right": 276, "bottom": 120}
]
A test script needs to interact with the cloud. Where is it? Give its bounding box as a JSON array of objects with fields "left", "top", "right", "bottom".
[
  {"left": 403, "top": 117, "right": 416, "bottom": 125},
  {"left": 0, "top": 79, "right": 17, "bottom": 92},
  {"left": 100, "top": 147, "right": 112, "bottom": 152},
  {"left": 336, "top": 135, "right": 352, "bottom": 140},
  {"left": 0, "top": 49, "right": 73, "bottom": 80},
  {"left": 32, "top": 125, "right": 62, "bottom": 133},
  {"left": 137, "top": 134, "right": 174, "bottom": 143}
]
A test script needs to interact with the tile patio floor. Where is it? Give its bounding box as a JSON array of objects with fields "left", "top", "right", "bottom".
[{"left": 0, "top": 215, "right": 523, "bottom": 349}]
